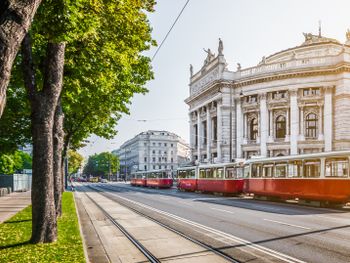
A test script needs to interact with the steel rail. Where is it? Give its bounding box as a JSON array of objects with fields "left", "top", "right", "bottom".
[
  {"left": 79, "top": 186, "right": 160, "bottom": 263},
  {"left": 89, "top": 184, "right": 240, "bottom": 263}
]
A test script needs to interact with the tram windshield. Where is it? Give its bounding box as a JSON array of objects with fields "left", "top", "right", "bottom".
[
  {"left": 177, "top": 169, "right": 195, "bottom": 179},
  {"left": 325, "top": 158, "right": 349, "bottom": 177}
]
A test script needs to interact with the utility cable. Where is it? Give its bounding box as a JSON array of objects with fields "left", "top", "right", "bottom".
[{"left": 151, "top": 0, "right": 190, "bottom": 61}]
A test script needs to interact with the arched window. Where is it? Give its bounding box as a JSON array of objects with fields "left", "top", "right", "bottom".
[
  {"left": 275, "top": 115, "right": 286, "bottom": 139},
  {"left": 306, "top": 113, "right": 318, "bottom": 138},
  {"left": 250, "top": 118, "right": 258, "bottom": 140}
]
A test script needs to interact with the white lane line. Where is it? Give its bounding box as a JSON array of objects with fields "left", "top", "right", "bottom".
[
  {"left": 263, "top": 219, "right": 311, "bottom": 230},
  {"left": 109, "top": 192, "right": 305, "bottom": 263},
  {"left": 211, "top": 207, "right": 236, "bottom": 214}
]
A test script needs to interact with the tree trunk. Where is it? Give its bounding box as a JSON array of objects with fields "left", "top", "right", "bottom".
[
  {"left": 53, "top": 99, "right": 64, "bottom": 218},
  {"left": 0, "top": 0, "right": 42, "bottom": 116},
  {"left": 22, "top": 34, "right": 65, "bottom": 243}
]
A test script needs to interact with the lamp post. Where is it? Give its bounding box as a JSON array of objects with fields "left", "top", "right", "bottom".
[{"left": 229, "top": 83, "right": 233, "bottom": 162}]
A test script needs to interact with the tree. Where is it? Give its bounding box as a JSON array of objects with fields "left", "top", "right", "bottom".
[
  {"left": 0, "top": 0, "right": 42, "bottom": 116},
  {"left": 68, "top": 150, "right": 84, "bottom": 175},
  {"left": 0, "top": 150, "right": 32, "bottom": 174},
  {"left": 3, "top": 0, "right": 155, "bottom": 243},
  {"left": 83, "top": 152, "right": 119, "bottom": 178},
  {"left": 0, "top": 154, "right": 14, "bottom": 174}
]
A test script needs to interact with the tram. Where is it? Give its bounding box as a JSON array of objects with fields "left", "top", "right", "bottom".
[
  {"left": 243, "top": 150, "right": 350, "bottom": 204},
  {"left": 177, "top": 166, "right": 197, "bottom": 191},
  {"left": 177, "top": 162, "right": 245, "bottom": 195},
  {"left": 130, "top": 169, "right": 173, "bottom": 189},
  {"left": 130, "top": 172, "right": 146, "bottom": 187}
]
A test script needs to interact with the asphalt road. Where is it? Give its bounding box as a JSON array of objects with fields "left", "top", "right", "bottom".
[{"left": 84, "top": 182, "right": 350, "bottom": 263}]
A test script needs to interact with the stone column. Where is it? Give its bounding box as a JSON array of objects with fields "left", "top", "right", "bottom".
[
  {"left": 299, "top": 106, "right": 305, "bottom": 140},
  {"left": 243, "top": 112, "right": 248, "bottom": 144},
  {"left": 318, "top": 104, "right": 324, "bottom": 140},
  {"left": 189, "top": 112, "right": 194, "bottom": 158},
  {"left": 290, "top": 89, "right": 299, "bottom": 155},
  {"left": 324, "top": 87, "right": 333, "bottom": 151},
  {"left": 285, "top": 108, "right": 290, "bottom": 142},
  {"left": 268, "top": 109, "right": 273, "bottom": 142},
  {"left": 217, "top": 102, "right": 222, "bottom": 162},
  {"left": 236, "top": 98, "right": 243, "bottom": 158},
  {"left": 197, "top": 110, "right": 201, "bottom": 162},
  {"left": 206, "top": 105, "right": 211, "bottom": 162},
  {"left": 259, "top": 93, "right": 268, "bottom": 157}
]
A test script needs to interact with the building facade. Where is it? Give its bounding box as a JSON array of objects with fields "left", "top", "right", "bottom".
[
  {"left": 113, "top": 130, "right": 190, "bottom": 177},
  {"left": 186, "top": 31, "right": 350, "bottom": 163}
]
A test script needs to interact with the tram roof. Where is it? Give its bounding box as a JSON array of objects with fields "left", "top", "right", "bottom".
[{"left": 244, "top": 150, "right": 350, "bottom": 164}]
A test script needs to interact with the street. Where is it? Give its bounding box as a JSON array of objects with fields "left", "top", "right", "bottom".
[{"left": 78, "top": 182, "right": 350, "bottom": 263}]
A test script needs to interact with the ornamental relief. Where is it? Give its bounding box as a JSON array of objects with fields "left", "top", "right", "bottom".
[
  {"left": 274, "top": 110, "right": 287, "bottom": 119},
  {"left": 303, "top": 107, "right": 318, "bottom": 118},
  {"left": 191, "top": 68, "right": 220, "bottom": 95}
]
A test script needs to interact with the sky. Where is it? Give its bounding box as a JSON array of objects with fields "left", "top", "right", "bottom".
[{"left": 78, "top": 0, "right": 350, "bottom": 157}]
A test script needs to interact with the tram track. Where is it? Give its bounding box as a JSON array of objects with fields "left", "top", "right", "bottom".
[
  {"left": 80, "top": 184, "right": 239, "bottom": 263},
  {"left": 89, "top": 183, "right": 310, "bottom": 263}
]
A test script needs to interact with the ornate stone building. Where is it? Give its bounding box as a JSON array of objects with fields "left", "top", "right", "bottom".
[
  {"left": 186, "top": 31, "right": 350, "bottom": 163},
  {"left": 113, "top": 130, "right": 190, "bottom": 176}
]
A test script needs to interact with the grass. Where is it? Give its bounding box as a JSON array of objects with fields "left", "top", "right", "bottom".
[{"left": 0, "top": 192, "right": 85, "bottom": 263}]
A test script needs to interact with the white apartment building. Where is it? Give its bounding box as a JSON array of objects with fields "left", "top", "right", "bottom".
[
  {"left": 113, "top": 130, "right": 190, "bottom": 177},
  {"left": 186, "top": 31, "right": 350, "bottom": 162}
]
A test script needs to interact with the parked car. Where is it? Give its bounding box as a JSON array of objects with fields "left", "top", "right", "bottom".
[{"left": 101, "top": 179, "right": 108, "bottom": 183}]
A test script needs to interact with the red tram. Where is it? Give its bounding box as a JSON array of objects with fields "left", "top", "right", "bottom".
[
  {"left": 177, "top": 162, "right": 244, "bottom": 195},
  {"left": 177, "top": 166, "right": 197, "bottom": 191},
  {"left": 130, "top": 172, "right": 146, "bottom": 187},
  {"left": 243, "top": 151, "right": 350, "bottom": 204},
  {"left": 130, "top": 170, "right": 173, "bottom": 189},
  {"left": 177, "top": 151, "right": 350, "bottom": 205}
]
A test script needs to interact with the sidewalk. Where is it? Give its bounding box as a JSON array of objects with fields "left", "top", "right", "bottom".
[{"left": 0, "top": 191, "right": 31, "bottom": 223}]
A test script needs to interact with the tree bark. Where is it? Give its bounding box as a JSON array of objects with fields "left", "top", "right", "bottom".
[
  {"left": 22, "top": 34, "right": 65, "bottom": 243},
  {"left": 0, "top": 0, "right": 42, "bottom": 116},
  {"left": 53, "top": 99, "right": 64, "bottom": 218}
]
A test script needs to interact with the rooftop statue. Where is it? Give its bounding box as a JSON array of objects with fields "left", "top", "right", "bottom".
[
  {"left": 218, "top": 38, "right": 223, "bottom": 55},
  {"left": 190, "top": 64, "right": 193, "bottom": 77},
  {"left": 346, "top": 29, "right": 350, "bottom": 41},
  {"left": 203, "top": 48, "right": 215, "bottom": 65},
  {"left": 236, "top": 63, "right": 241, "bottom": 71}
]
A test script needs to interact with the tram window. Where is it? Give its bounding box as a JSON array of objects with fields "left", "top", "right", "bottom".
[
  {"left": 226, "top": 167, "right": 236, "bottom": 179},
  {"left": 288, "top": 161, "right": 302, "bottom": 177},
  {"left": 177, "top": 171, "right": 185, "bottom": 179},
  {"left": 217, "top": 168, "right": 224, "bottom": 179},
  {"left": 251, "top": 164, "right": 258, "bottom": 178},
  {"left": 244, "top": 166, "right": 250, "bottom": 178},
  {"left": 236, "top": 168, "right": 244, "bottom": 178},
  {"left": 199, "top": 169, "right": 206, "bottom": 178},
  {"left": 303, "top": 160, "right": 320, "bottom": 178},
  {"left": 325, "top": 158, "right": 349, "bottom": 177},
  {"left": 206, "top": 169, "right": 213, "bottom": 178},
  {"left": 275, "top": 163, "right": 287, "bottom": 178},
  {"left": 263, "top": 164, "right": 274, "bottom": 178}
]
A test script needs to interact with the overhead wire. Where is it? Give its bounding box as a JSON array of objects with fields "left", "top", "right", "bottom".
[{"left": 151, "top": 0, "right": 190, "bottom": 61}]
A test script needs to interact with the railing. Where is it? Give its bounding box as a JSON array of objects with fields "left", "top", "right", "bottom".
[{"left": 237, "top": 55, "right": 342, "bottom": 79}]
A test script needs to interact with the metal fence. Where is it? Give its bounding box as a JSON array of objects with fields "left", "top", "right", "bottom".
[{"left": 0, "top": 174, "right": 32, "bottom": 192}]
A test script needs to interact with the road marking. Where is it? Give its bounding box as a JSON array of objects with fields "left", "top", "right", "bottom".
[
  {"left": 108, "top": 192, "right": 306, "bottom": 263},
  {"left": 263, "top": 219, "right": 311, "bottom": 230},
  {"left": 211, "top": 208, "right": 236, "bottom": 214}
]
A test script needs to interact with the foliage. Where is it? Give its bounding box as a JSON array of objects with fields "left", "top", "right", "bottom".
[
  {"left": 0, "top": 150, "right": 32, "bottom": 174},
  {"left": 0, "top": 192, "right": 85, "bottom": 262},
  {"left": 83, "top": 152, "right": 119, "bottom": 177},
  {"left": 1, "top": 0, "right": 156, "bottom": 156},
  {"left": 0, "top": 85, "right": 31, "bottom": 154},
  {"left": 68, "top": 150, "right": 84, "bottom": 175}
]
